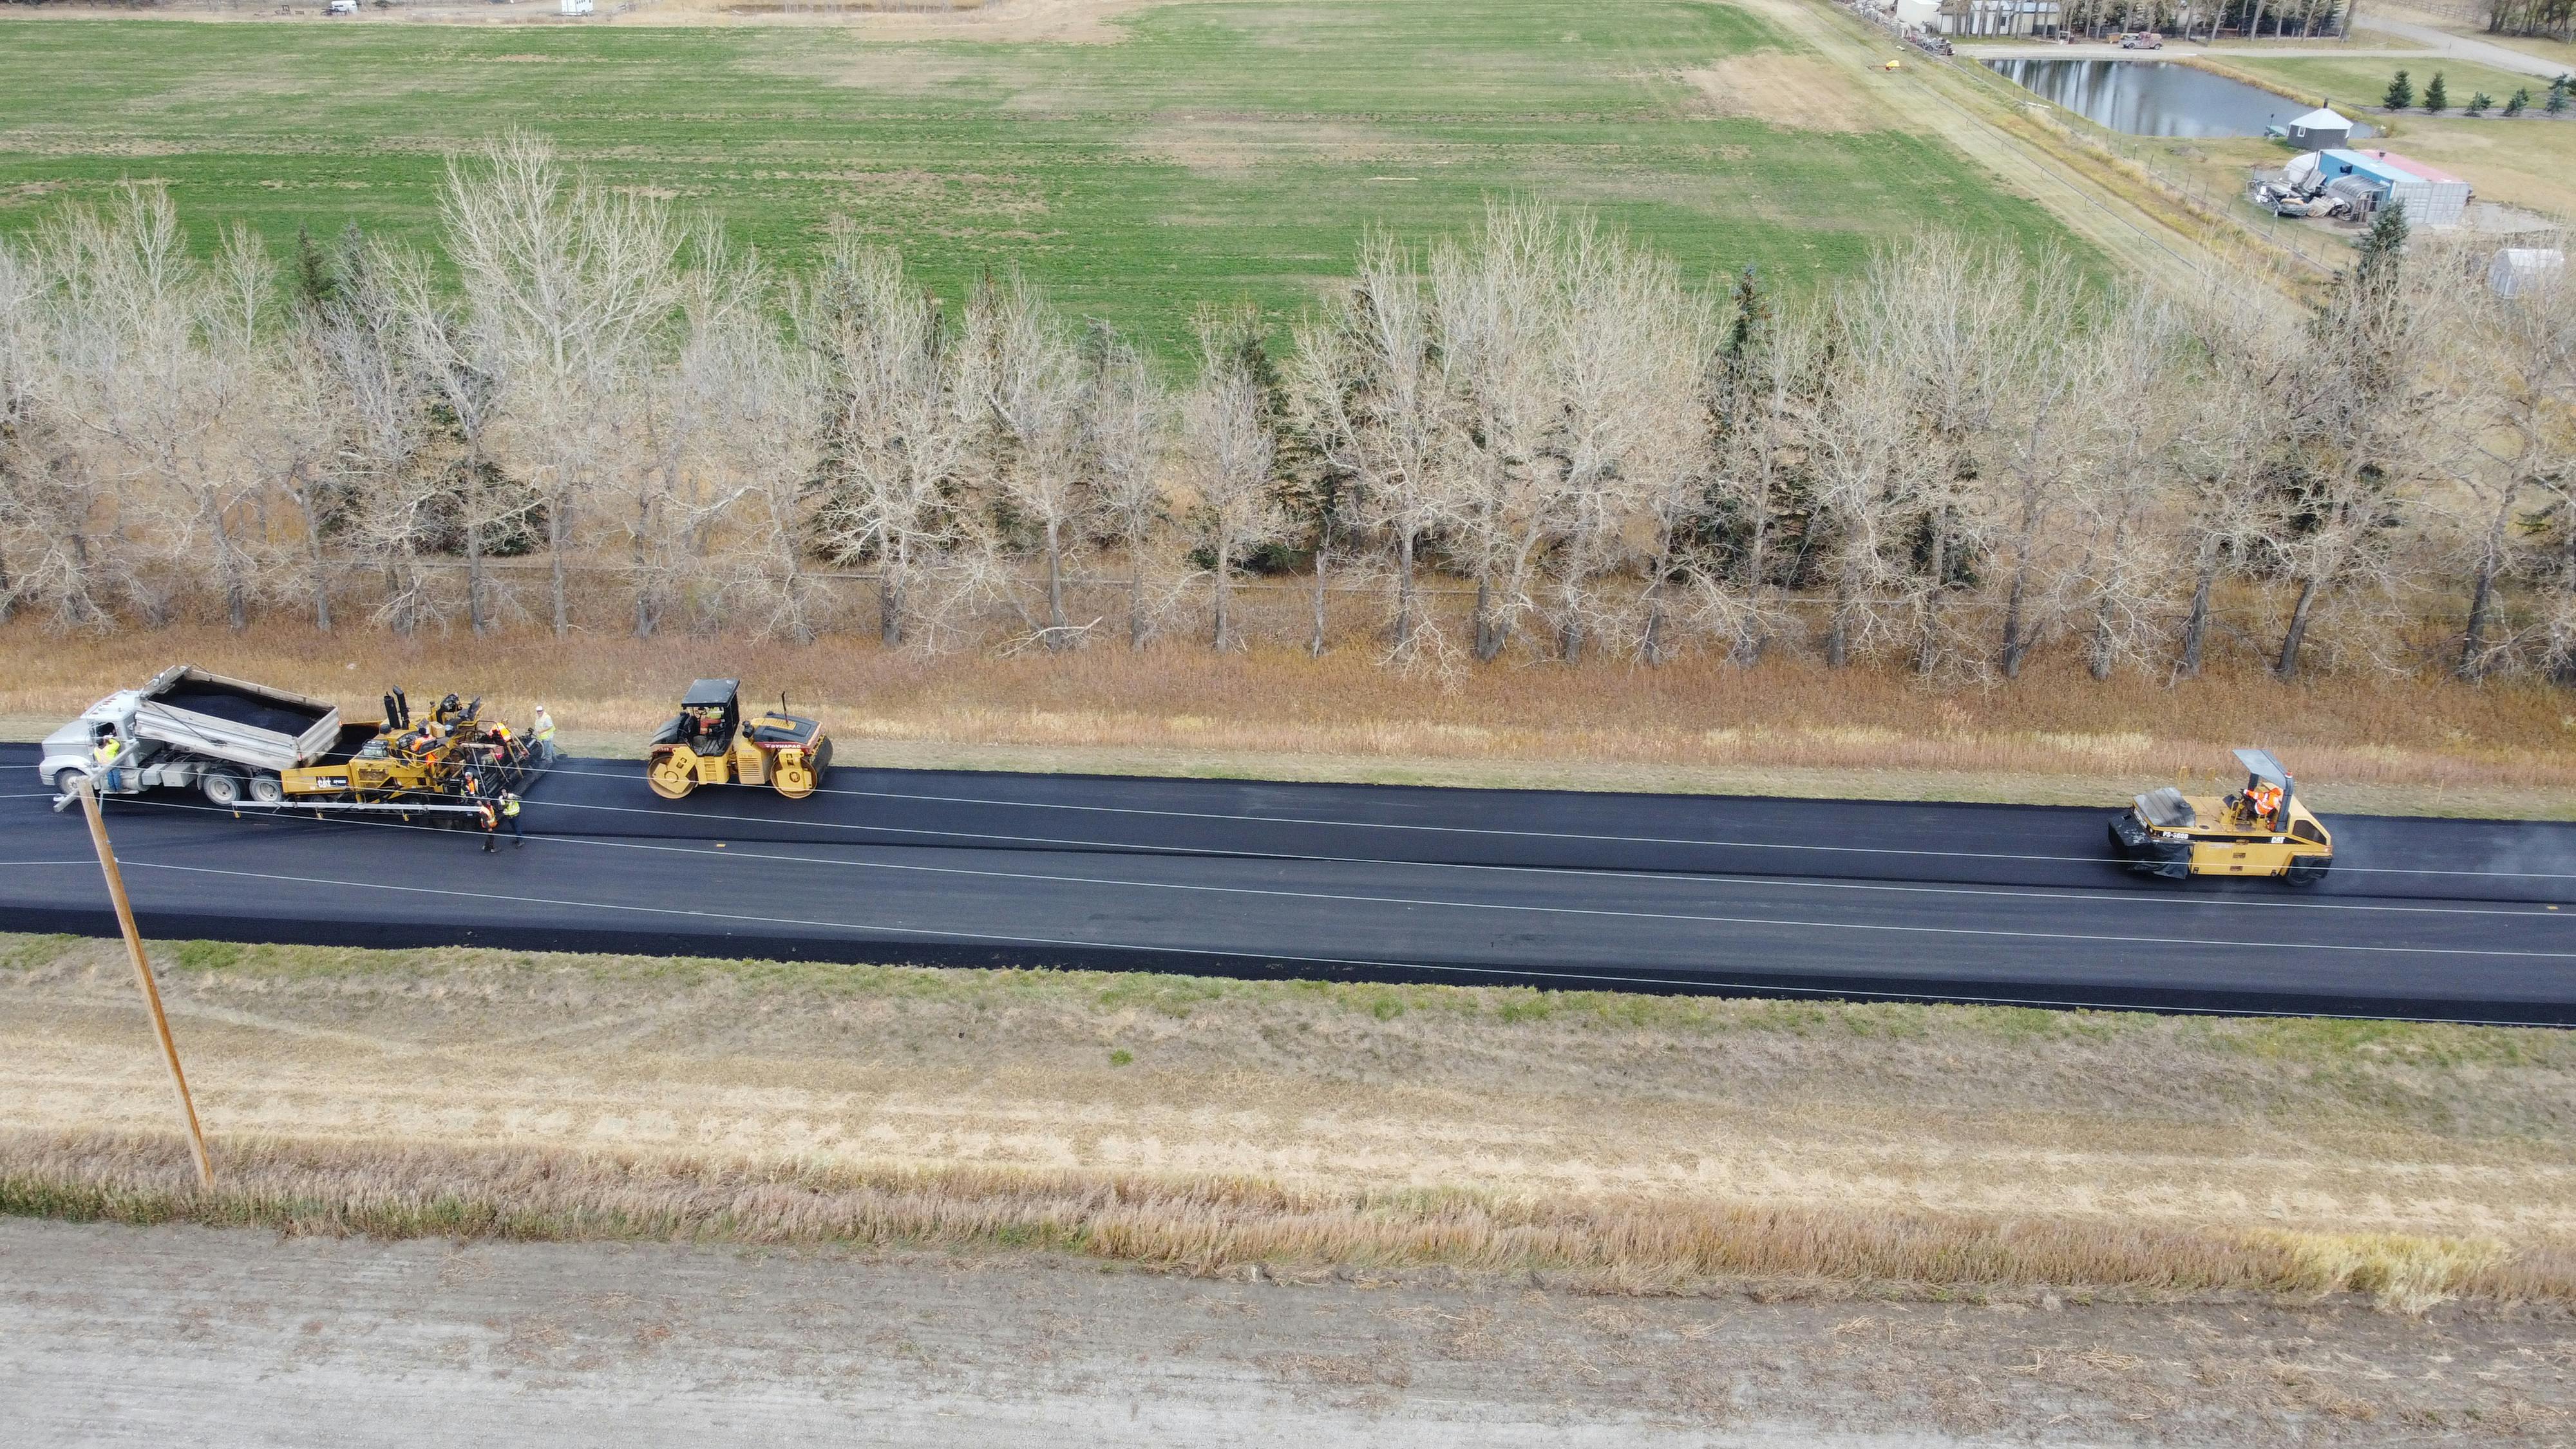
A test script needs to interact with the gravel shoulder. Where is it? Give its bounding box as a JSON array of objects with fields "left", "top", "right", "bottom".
[{"left": 8, "top": 1217, "right": 2571, "bottom": 1446}]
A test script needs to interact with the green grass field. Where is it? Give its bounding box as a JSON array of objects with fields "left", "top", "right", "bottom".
[
  {"left": 2222, "top": 53, "right": 2549, "bottom": 112},
  {"left": 2208, "top": 53, "right": 2576, "bottom": 216},
  {"left": 0, "top": 1, "right": 2072, "bottom": 350}
]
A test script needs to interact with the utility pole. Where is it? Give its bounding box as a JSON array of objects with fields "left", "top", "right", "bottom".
[{"left": 73, "top": 778, "right": 214, "bottom": 1188}]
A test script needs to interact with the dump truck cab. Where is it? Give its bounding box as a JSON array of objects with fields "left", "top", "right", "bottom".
[
  {"left": 647, "top": 679, "right": 830, "bottom": 800},
  {"left": 2110, "top": 748, "right": 2333, "bottom": 884}
]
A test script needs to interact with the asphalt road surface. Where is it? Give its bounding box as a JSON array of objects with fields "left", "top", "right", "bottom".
[{"left": 5, "top": 743, "right": 2575, "bottom": 1023}]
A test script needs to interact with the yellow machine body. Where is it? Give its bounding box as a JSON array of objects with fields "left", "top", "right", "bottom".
[
  {"left": 646, "top": 679, "right": 830, "bottom": 801},
  {"left": 2108, "top": 748, "right": 2333, "bottom": 884},
  {"left": 277, "top": 692, "right": 521, "bottom": 804}
]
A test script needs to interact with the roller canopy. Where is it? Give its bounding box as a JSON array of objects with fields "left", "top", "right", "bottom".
[
  {"left": 2233, "top": 748, "right": 2289, "bottom": 786},
  {"left": 2136, "top": 788, "right": 2196, "bottom": 829},
  {"left": 681, "top": 679, "right": 741, "bottom": 707}
]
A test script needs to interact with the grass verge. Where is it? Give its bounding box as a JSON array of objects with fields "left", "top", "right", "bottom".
[
  {"left": 6, "top": 1130, "right": 2559, "bottom": 1311},
  {"left": 6, "top": 932, "right": 2573, "bottom": 1310}
]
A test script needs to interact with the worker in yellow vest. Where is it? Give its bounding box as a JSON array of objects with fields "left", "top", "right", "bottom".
[
  {"left": 502, "top": 791, "right": 524, "bottom": 849},
  {"left": 532, "top": 706, "right": 556, "bottom": 764}
]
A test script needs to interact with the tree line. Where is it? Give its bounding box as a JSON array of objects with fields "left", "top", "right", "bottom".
[{"left": 1, "top": 133, "right": 2571, "bottom": 683}]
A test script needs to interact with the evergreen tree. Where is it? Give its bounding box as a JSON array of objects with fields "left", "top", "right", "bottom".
[
  {"left": 1721, "top": 265, "right": 1768, "bottom": 372},
  {"left": 2505, "top": 88, "right": 2530, "bottom": 116},
  {"left": 2352, "top": 199, "right": 2409, "bottom": 307},
  {"left": 289, "top": 223, "right": 341, "bottom": 317},
  {"left": 2383, "top": 70, "right": 2412, "bottom": 109},
  {"left": 2467, "top": 91, "right": 2492, "bottom": 116},
  {"left": 2423, "top": 71, "right": 2448, "bottom": 112},
  {"left": 2550, "top": 75, "right": 2571, "bottom": 114}
]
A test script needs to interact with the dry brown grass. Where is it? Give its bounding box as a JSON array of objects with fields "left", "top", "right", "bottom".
[
  {"left": 15, "top": 1130, "right": 2565, "bottom": 1306},
  {"left": 5, "top": 620, "right": 2571, "bottom": 814},
  {"left": 6, "top": 933, "right": 2573, "bottom": 1309}
]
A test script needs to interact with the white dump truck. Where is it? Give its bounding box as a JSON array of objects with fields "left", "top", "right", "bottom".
[
  {"left": 39, "top": 665, "right": 529, "bottom": 820},
  {"left": 42, "top": 665, "right": 350, "bottom": 808}
]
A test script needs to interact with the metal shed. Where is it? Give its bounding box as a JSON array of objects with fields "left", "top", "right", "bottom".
[
  {"left": 2280, "top": 106, "right": 2351, "bottom": 151},
  {"left": 2314, "top": 148, "right": 2472, "bottom": 229},
  {"left": 2490, "top": 248, "right": 2566, "bottom": 298}
]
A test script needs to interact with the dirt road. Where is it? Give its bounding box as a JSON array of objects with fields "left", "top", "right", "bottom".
[
  {"left": 8, "top": 1218, "right": 2570, "bottom": 1446},
  {"left": 2357, "top": 10, "right": 2576, "bottom": 80}
]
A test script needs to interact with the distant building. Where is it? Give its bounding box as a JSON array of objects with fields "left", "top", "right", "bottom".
[
  {"left": 2278, "top": 108, "right": 2351, "bottom": 151},
  {"left": 1935, "top": 0, "right": 2062, "bottom": 36},
  {"left": 2490, "top": 248, "right": 2564, "bottom": 298},
  {"left": 2311, "top": 147, "right": 2472, "bottom": 228}
]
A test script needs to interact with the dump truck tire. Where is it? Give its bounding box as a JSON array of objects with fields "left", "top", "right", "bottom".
[
  {"left": 201, "top": 770, "right": 247, "bottom": 808},
  {"left": 54, "top": 768, "right": 85, "bottom": 798},
  {"left": 249, "top": 773, "right": 286, "bottom": 804}
]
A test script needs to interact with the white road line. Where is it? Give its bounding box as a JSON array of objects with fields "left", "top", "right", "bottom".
[
  {"left": 508, "top": 760, "right": 2576, "bottom": 883},
  {"left": 509, "top": 793, "right": 2562, "bottom": 923},
  {"left": 93, "top": 800, "right": 2576, "bottom": 961},
  {"left": 97, "top": 857, "right": 2576, "bottom": 1027}
]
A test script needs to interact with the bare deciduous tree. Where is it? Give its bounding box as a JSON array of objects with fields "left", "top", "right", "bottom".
[
  {"left": 442, "top": 130, "right": 681, "bottom": 636},
  {"left": 1846, "top": 236, "right": 2040, "bottom": 675},
  {"left": 801, "top": 240, "right": 974, "bottom": 648},
  {"left": 1434, "top": 202, "right": 1569, "bottom": 663},
  {"left": 1082, "top": 321, "right": 1172, "bottom": 650},
  {"left": 1287, "top": 233, "right": 1454, "bottom": 663},
  {"left": 2445, "top": 232, "right": 2575, "bottom": 678},
  {"left": 1178, "top": 303, "right": 1282, "bottom": 653},
  {"left": 2270, "top": 214, "right": 2432, "bottom": 682},
  {"left": 972, "top": 270, "right": 1090, "bottom": 649}
]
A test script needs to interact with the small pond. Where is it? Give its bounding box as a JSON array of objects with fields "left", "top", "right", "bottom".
[{"left": 1984, "top": 58, "right": 2376, "bottom": 139}]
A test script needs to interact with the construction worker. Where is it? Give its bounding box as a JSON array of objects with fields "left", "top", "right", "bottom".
[
  {"left": 2253, "top": 781, "right": 2284, "bottom": 822},
  {"left": 477, "top": 790, "right": 499, "bottom": 852},
  {"left": 533, "top": 706, "right": 556, "bottom": 764},
  {"left": 92, "top": 729, "right": 121, "bottom": 768},
  {"left": 501, "top": 791, "right": 524, "bottom": 848}
]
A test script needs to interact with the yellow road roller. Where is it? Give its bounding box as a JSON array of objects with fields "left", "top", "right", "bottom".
[
  {"left": 646, "top": 679, "right": 832, "bottom": 800},
  {"left": 2109, "top": 748, "right": 2333, "bottom": 884}
]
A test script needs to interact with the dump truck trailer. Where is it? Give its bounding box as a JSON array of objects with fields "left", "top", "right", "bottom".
[{"left": 41, "top": 666, "right": 522, "bottom": 820}]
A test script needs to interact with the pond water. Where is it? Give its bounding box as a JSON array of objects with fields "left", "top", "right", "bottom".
[{"left": 1984, "top": 58, "right": 2376, "bottom": 139}]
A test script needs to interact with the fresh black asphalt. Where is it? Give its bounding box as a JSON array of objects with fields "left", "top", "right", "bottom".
[{"left": 5, "top": 742, "right": 2575, "bottom": 1023}]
